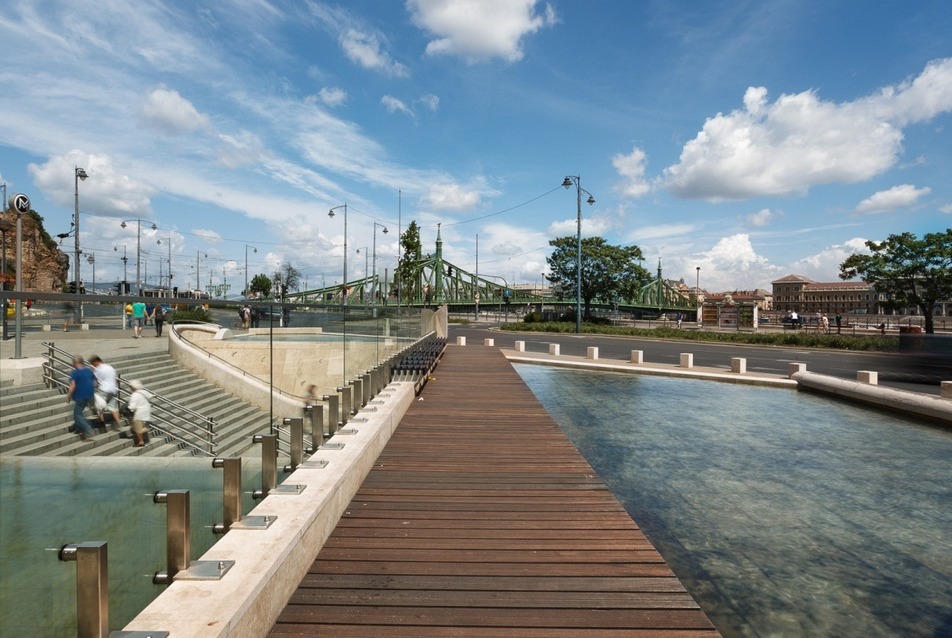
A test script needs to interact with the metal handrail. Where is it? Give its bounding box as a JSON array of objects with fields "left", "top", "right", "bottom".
[
  {"left": 43, "top": 342, "right": 215, "bottom": 456},
  {"left": 170, "top": 320, "right": 305, "bottom": 402}
]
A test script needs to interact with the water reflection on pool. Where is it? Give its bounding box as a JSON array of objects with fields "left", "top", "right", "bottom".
[{"left": 514, "top": 365, "right": 952, "bottom": 638}]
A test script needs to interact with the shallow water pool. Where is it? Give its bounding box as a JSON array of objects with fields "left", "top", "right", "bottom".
[{"left": 515, "top": 365, "right": 952, "bottom": 638}]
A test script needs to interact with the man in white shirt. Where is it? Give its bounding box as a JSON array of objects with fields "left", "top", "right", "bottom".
[{"left": 90, "top": 355, "right": 121, "bottom": 429}]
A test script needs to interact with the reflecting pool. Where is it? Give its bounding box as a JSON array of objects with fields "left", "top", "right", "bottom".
[{"left": 515, "top": 365, "right": 952, "bottom": 638}]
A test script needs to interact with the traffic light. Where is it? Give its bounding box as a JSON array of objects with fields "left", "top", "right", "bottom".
[
  {"left": 173, "top": 286, "right": 178, "bottom": 296},
  {"left": 504, "top": 289, "right": 511, "bottom": 305},
  {"left": 115, "top": 282, "right": 123, "bottom": 295},
  {"left": 67, "top": 281, "right": 76, "bottom": 293}
]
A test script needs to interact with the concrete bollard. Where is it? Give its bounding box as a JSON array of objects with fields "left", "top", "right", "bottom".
[
  {"left": 43, "top": 324, "right": 52, "bottom": 332},
  {"left": 548, "top": 343, "right": 560, "bottom": 356},
  {"left": 857, "top": 370, "right": 878, "bottom": 385},
  {"left": 587, "top": 346, "right": 599, "bottom": 360},
  {"left": 631, "top": 350, "right": 643, "bottom": 364},
  {"left": 80, "top": 323, "right": 91, "bottom": 331},
  {"left": 731, "top": 357, "right": 747, "bottom": 374},
  {"left": 514, "top": 340, "right": 525, "bottom": 352},
  {"left": 788, "top": 363, "right": 807, "bottom": 377},
  {"left": 456, "top": 336, "right": 466, "bottom": 346},
  {"left": 484, "top": 338, "right": 495, "bottom": 346},
  {"left": 679, "top": 353, "right": 693, "bottom": 368},
  {"left": 941, "top": 381, "right": 952, "bottom": 400}
]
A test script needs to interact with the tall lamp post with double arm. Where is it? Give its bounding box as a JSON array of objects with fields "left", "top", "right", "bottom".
[
  {"left": 328, "top": 204, "right": 348, "bottom": 304},
  {"left": 121, "top": 219, "right": 157, "bottom": 295},
  {"left": 73, "top": 167, "right": 88, "bottom": 323},
  {"left": 562, "top": 175, "right": 595, "bottom": 334},
  {"left": 244, "top": 244, "right": 257, "bottom": 298},
  {"left": 372, "top": 222, "right": 388, "bottom": 304}
]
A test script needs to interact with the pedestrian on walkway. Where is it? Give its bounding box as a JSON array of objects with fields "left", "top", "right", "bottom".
[
  {"left": 126, "top": 379, "right": 152, "bottom": 447},
  {"left": 132, "top": 299, "right": 146, "bottom": 338},
  {"left": 66, "top": 357, "right": 96, "bottom": 441},
  {"left": 151, "top": 305, "right": 166, "bottom": 337},
  {"left": 90, "top": 355, "right": 121, "bottom": 429}
]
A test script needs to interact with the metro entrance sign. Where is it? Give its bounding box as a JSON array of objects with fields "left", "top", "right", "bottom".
[{"left": 11, "top": 193, "right": 30, "bottom": 214}]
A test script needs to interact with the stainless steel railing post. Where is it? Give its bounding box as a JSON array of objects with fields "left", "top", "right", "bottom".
[
  {"left": 283, "top": 417, "right": 304, "bottom": 472},
  {"left": 252, "top": 434, "right": 277, "bottom": 499},
  {"left": 152, "top": 489, "right": 190, "bottom": 585},
  {"left": 59, "top": 541, "right": 108, "bottom": 638},
  {"left": 361, "top": 371, "right": 372, "bottom": 404},
  {"left": 322, "top": 393, "right": 339, "bottom": 437},
  {"left": 350, "top": 378, "right": 363, "bottom": 411},
  {"left": 304, "top": 403, "right": 324, "bottom": 451},
  {"left": 336, "top": 385, "right": 352, "bottom": 425},
  {"left": 212, "top": 458, "right": 241, "bottom": 534}
]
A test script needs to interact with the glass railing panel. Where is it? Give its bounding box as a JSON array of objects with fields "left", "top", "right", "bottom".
[{"left": 0, "top": 457, "right": 262, "bottom": 637}]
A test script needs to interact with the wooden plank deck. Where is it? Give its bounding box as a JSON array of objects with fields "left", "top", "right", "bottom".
[{"left": 269, "top": 346, "right": 720, "bottom": 637}]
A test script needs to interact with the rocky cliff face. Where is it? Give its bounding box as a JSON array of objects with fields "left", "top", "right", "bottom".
[{"left": 0, "top": 209, "right": 69, "bottom": 293}]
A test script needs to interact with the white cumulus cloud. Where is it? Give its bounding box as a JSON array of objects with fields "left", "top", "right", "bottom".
[
  {"left": 746, "top": 208, "right": 775, "bottom": 227},
  {"left": 789, "top": 238, "right": 870, "bottom": 281},
  {"left": 408, "top": 0, "right": 557, "bottom": 63},
  {"left": 612, "top": 147, "right": 651, "bottom": 199},
  {"left": 139, "top": 87, "right": 209, "bottom": 134},
  {"left": 381, "top": 95, "right": 414, "bottom": 117},
  {"left": 29, "top": 151, "right": 156, "bottom": 217},
  {"left": 663, "top": 57, "right": 952, "bottom": 201},
  {"left": 341, "top": 28, "right": 409, "bottom": 77},
  {"left": 420, "top": 183, "right": 481, "bottom": 211},
  {"left": 854, "top": 184, "right": 931, "bottom": 214},
  {"left": 318, "top": 87, "right": 347, "bottom": 107}
]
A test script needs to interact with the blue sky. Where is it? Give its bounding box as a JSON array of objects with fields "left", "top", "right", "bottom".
[{"left": 1, "top": 0, "right": 950, "bottom": 295}]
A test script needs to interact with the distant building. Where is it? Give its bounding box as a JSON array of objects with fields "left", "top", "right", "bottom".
[
  {"left": 705, "top": 289, "right": 773, "bottom": 311},
  {"left": 771, "top": 275, "right": 881, "bottom": 315}
]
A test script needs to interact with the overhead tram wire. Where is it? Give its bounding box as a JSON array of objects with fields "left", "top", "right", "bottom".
[{"left": 435, "top": 186, "right": 563, "bottom": 228}]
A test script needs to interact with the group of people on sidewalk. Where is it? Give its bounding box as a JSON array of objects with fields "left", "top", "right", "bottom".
[
  {"left": 124, "top": 301, "right": 168, "bottom": 338},
  {"left": 66, "top": 355, "right": 151, "bottom": 446}
]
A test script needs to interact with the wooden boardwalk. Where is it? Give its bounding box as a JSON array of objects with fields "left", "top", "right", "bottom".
[{"left": 269, "top": 346, "right": 720, "bottom": 637}]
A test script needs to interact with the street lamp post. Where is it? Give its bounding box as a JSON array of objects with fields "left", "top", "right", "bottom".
[
  {"left": 696, "top": 266, "right": 701, "bottom": 324},
  {"left": 73, "top": 167, "right": 88, "bottom": 323},
  {"left": 121, "top": 219, "right": 157, "bottom": 295},
  {"left": 85, "top": 253, "right": 96, "bottom": 294},
  {"left": 244, "top": 244, "right": 257, "bottom": 298},
  {"left": 195, "top": 251, "right": 207, "bottom": 293},
  {"left": 328, "top": 204, "right": 348, "bottom": 304},
  {"left": 155, "top": 237, "right": 174, "bottom": 290},
  {"left": 355, "top": 247, "right": 369, "bottom": 303},
  {"left": 372, "top": 222, "right": 388, "bottom": 304},
  {"left": 114, "top": 245, "right": 128, "bottom": 294},
  {"left": 562, "top": 175, "right": 596, "bottom": 334}
]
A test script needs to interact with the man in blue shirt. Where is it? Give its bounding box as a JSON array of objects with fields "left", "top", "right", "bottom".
[{"left": 67, "top": 357, "right": 96, "bottom": 440}]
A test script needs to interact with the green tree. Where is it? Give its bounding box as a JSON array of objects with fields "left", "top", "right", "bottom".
[
  {"left": 546, "top": 236, "right": 648, "bottom": 321},
  {"left": 839, "top": 229, "right": 952, "bottom": 333},
  {"left": 394, "top": 221, "right": 423, "bottom": 304},
  {"left": 248, "top": 273, "right": 272, "bottom": 298},
  {"left": 272, "top": 262, "right": 302, "bottom": 296}
]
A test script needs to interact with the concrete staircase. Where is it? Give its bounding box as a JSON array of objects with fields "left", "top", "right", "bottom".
[{"left": 0, "top": 352, "right": 274, "bottom": 458}]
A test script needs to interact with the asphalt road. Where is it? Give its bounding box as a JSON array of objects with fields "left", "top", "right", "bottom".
[{"left": 448, "top": 322, "right": 946, "bottom": 396}]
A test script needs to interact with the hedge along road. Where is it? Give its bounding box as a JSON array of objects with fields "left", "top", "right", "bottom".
[{"left": 447, "top": 323, "right": 944, "bottom": 396}]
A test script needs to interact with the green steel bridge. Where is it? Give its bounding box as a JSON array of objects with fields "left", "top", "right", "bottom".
[{"left": 285, "top": 226, "right": 695, "bottom": 318}]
